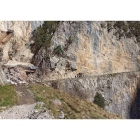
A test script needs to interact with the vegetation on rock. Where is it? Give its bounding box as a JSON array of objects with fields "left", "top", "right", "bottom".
[
  {"left": 53, "top": 45, "right": 64, "bottom": 56},
  {"left": 94, "top": 93, "right": 105, "bottom": 109},
  {"left": 104, "top": 21, "right": 140, "bottom": 43},
  {"left": 29, "top": 84, "right": 122, "bottom": 119},
  {"left": 32, "top": 21, "right": 60, "bottom": 52}
]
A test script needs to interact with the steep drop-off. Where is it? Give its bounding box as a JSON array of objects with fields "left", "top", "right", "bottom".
[{"left": 47, "top": 71, "right": 140, "bottom": 118}]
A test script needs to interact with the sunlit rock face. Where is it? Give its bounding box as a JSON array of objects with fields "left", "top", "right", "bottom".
[
  {"left": 0, "top": 21, "right": 140, "bottom": 80},
  {"left": 40, "top": 21, "right": 140, "bottom": 81},
  {"left": 0, "top": 21, "right": 43, "bottom": 64},
  {"left": 0, "top": 21, "right": 42, "bottom": 84},
  {"left": 41, "top": 21, "right": 140, "bottom": 118}
]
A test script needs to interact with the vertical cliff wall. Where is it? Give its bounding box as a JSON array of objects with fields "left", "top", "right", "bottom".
[
  {"left": 0, "top": 21, "right": 43, "bottom": 64},
  {"left": 0, "top": 21, "right": 43, "bottom": 84},
  {"left": 32, "top": 21, "right": 140, "bottom": 118},
  {"left": 48, "top": 71, "right": 140, "bottom": 118},
  {"left": 42, "top": 21, "right": 140, "bottom": 81}
]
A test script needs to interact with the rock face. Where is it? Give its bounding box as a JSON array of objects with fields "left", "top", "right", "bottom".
[
  {"left": 0, "top": 21, "right": 42, "bottom": 64},
  {"left": 1, "top": 21, "right": 140, "bottom": 81},
  {"left": 41, "top": 21, "right": 140, "bottom": 81},
  {"left": 51, "top": 99, "right": 62, "bottom": 108},
  {"left": 48, "top": 71, "right": 140, "bottom": 118},
  {"left": 0, "top": 21, "right": 42, "bottom": 84}
]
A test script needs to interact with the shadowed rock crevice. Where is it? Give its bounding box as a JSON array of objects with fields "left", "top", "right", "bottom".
[{"left": 130, "top": 82, "right": 140, "bottom": 119}]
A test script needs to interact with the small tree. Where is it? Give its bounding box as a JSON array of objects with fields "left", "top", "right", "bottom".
[
  {"left": 32, "top": 21, "right": 60, "bottom": 51},
  {"left": 94, "top": 93, "right": 105, "bottom": 109}
]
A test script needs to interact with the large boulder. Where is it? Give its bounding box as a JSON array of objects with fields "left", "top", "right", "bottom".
[
  {"left": 17, "top": 67, "right": 27, "bottom": 80},
  {"left": 51, "top": 99, "right": 62, "bottom": 108}
]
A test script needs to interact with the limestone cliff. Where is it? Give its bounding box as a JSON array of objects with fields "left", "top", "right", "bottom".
[
  {"left": 0, "top": 21, "right": 42, "bottom": 64},
  {"left": 0, "top": 21, "right": 42, "bottom": 84},
  {"left": 39, "top": 21, "right": 140, "bottom": 81},
  {"left": 48, "top": 71, "right": 140, "bottom": 118},
  {"left": 40, "top": 21, "right": 140, "bottom": 118}
]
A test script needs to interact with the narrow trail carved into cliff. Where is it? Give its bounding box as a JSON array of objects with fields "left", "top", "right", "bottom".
[{"left": 46, "top": 70, "right": 140, "bottom": 83}]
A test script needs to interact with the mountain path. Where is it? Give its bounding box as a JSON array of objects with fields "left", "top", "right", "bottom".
[
  {"left": 15, "top": 85, "right": 36, "bottom": 105},
  {"left": 0, "top": 85, "right": 37, "bottom": 119}
]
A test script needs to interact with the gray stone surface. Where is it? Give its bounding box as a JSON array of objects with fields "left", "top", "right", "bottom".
[
  {"left": 58, "top": 111, "right": 65, "bottom": 119},
  {"left": 48, "top": 71, "right": 140, "bottom": 118},
  {"left": 51, "top": 99, "right": 62, "bottom": 107},
  {"left": 0, "top": 102, "right": 54, "bottom": 119},
  {"left": 30, "top": 21, "right": 44, "bottom": 31}
]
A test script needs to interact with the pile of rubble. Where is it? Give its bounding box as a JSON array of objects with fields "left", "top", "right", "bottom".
[
  {"left": 2, "top": 65, "right": 40, "bottom": 85},
  {"left": 3, "top": 66, "right": 28, "bottom": 85}
]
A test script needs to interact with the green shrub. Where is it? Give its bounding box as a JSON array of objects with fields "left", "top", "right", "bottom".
[
  {"left": 106, "top": 21, "right": 140, "bottom": 43},
  {"left": 46, "top": 55, "right": 50, "bottom": 60},
  {"left": 53, "top": 45, "right": 64, "bottom": 56},
  {"left": 94, "top": 93, "right": 105, "bottom": 109},
  {"left": 32, "top": 21, "right": 60, "bottom": 51}
]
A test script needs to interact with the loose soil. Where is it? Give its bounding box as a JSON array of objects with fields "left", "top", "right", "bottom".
[{"left": 15, "top": 85, "right": 36, "bottom": 105}]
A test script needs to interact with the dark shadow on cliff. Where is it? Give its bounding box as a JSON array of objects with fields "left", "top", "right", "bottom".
[{"left": 130, "top": 80, "right": 140, "bottom": 119}]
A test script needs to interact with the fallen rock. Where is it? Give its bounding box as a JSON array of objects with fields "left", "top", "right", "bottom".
[
  {"left": 17, "top": 67, "right": 27, "bottom": 80},
  {"left": 50, "top": 56, "right": 59, "bottom": 64},
  {"left": 28, "top": 102, "right": 54, "bottom": 119},
  {"left": 58, "top": 111, "right": 65, "bottom": 119},
  {"left": 37, "top": 111, "right": 54, "bottom": 119},
  {"left": 51, "top": 99, "right": 62, "bottom": 108},
  {"left": 70, "top": 62, "right": 77, "bottom": 71}
]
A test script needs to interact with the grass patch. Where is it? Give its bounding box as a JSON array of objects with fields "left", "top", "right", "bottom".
[
  {"left": 29, "top": 84, "right": 122, "bottom": 119},
  {"left": 0, "top": 84, "right": 17, "bottom": 109}
]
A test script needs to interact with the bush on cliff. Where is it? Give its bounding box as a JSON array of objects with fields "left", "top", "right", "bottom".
[
  {"left": 32, "top": 21, "right": 60, "bottom": 51},
  {"left": 105, "top": 21, "right": 140, "bottom": 43},
  {"left": 94, "top": 93, "right": 105, "bottom": 109},
  {"left": 53, "top": 45, "right": 64, "bottom": 56}
]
